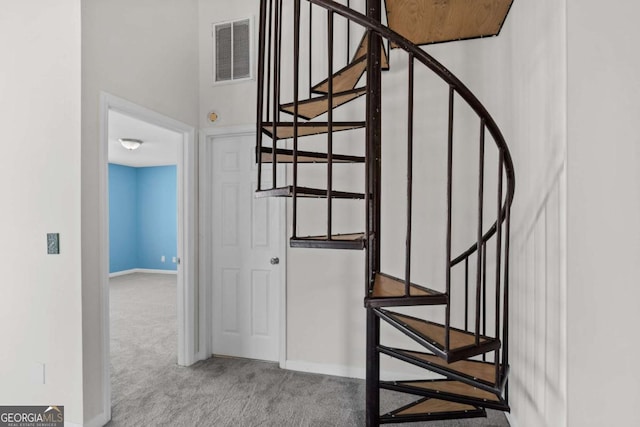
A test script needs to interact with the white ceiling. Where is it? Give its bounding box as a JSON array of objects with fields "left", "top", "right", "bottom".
[{"left": 108, "top": 110, "right": 181, "bottom": 167}]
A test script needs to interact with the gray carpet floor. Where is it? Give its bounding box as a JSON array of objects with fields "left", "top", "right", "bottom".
[{"left": 107, "top": 273, "right": 508, "bottom": 426}]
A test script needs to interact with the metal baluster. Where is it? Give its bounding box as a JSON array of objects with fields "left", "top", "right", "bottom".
[
  {"left": 327, "top": 10, "right": 334, "bottom": 239},
  {"left": 482, "top": 241, "right": 487, "bottom": 361},
  {"left": 445, "top": 86, "right": 454, "bottom": 352},
  {"left": 256, "top": 0, "right": 268, "bottom": 191},
  {"left": 494, "top": 154, "right": 505, "bottom": 382},
  {"left": 271, "top": 0, "right": 283, "bottom": 188},
  {"left": 292, "top": 0, "right": 301, "bottom": 238},
  {"left": 475, "top": 121, "right": 485, "bottom": 345},
  {"left": 308, "top": 3, "right": 313, "bottom": 97},
  {"left": 501, "top": 202, "right": 511, "bottom": 383},
  {"left": 346, "top": 0, "right": 351, "bottom": 65},
  {"left": 265, "top": 0, "right": 273, "bottom": 124},
  {"left": 464, "top": 258, "right": 469, "bottom": 331},
  {"left": 405, "top": 54, "right": 414, "bottom": 297}
]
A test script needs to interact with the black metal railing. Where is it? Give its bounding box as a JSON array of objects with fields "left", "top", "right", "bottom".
[{"left": 256, "top": 0, "right": 515, "bottom": 386}]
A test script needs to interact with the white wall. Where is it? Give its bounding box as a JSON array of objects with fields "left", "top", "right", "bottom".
[
  {"left": 198, "top": 0, "right": 259, "bottom": 129},
  {"left": 81, "top": 0, "right": 199, "bottom": 423},
  {"left": 567, "top": 1, "right": 640, "bottom": 425},
  {"left": 426, "top": 1, "right": 569, "bottom": 425},
  {"left": 0, "top": 1, "right": 84, "bottom": 424}
]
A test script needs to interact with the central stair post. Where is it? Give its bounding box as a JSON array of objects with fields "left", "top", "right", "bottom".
[{"left": 365, "top": 0, "right": 383, "bottom": 425}]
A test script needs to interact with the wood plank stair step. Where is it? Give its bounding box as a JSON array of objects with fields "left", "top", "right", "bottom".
[
  {"left": 290, "top": 233, "right": 365, "bottom": 250},
  {"left": 380, "top": 396, "right": 485, "bottom": 424},
  {"left": 259, "top": 147, "right": 364, "bottom": 164},
  {"left": 280, "top": 88, "right": 367, "bottom": 120},
  {"left": 261, "top": 121, "right": 365, "bottom": 140},
  {"left": 365, "top": 272, "right": 447, "bottom": 307},
  {"left": 378, "top": 346, "right": 503, "bottom": 394},
  {"left": 386, "top": 0, "right": 513, "bottom": 46},
  {"left": 374, "top": 309, "right": 500, "bottom": 363},
  {"left": 381, "top": 379, "right": 509, "bottom": 412},
  {"left": 312, "top": 34, "right": 389, "bottom": 94},
  {"left": 255, "top": 186, "right": 365, "bottom": 199}
]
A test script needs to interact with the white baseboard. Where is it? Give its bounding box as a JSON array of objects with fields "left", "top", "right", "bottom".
[
  {"left": 64, "top": 422, "right": 82, "bottom": 427},
  {"left": 505, "top": 412, "right": 517, "bottom": 427},
  {"left": 283, "top": 360, "right": 439, "bottom": 382},
  {"left": 284, "top": 360, "right": 365, "bottom": 379},
  {"left": 109, "top": 268, "right": 177, "bottom": 278}
]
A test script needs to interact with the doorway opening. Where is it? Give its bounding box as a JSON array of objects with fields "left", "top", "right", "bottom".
[{"left": 99, "top": 93, "right": 199, "bottom": 421}]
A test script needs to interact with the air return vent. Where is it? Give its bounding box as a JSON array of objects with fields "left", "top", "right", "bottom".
[{"left": 213, "top": 18, "right": 252, "bottom": 83}]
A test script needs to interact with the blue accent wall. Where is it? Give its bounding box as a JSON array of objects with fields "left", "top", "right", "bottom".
[
  {"left": 108, "top": 164, "right": 177, "bottom": 273},
  {"left": 137, "top": 166, "right": 177, "bottom": 270}
]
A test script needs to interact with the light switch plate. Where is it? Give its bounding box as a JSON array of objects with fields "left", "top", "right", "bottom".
[{"left": 47, "top": 233, "right": 60, "bottom": 254}]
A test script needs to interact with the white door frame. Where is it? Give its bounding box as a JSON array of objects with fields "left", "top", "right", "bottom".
[
  {"left": 98, "top": 93, "right": 202, "bottom": 420},
  {"left": 200, "top": 125, "right": 287, "bottom": 367}
]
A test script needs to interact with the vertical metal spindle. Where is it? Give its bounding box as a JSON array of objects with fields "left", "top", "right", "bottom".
[
  {"left": 482, "top": 241, "right": 487, "bottom": 361},
  {"left": 346, "top": 0, "right": 351, "bottom": 65},
  {"left": 405, "top": 54, "right": 414, "bottom": 297},
  {"left": 475, "top": 121, "right": 485, "bottom": 346},
  {"left": 445, "top": 86, "right": 455, "bottom": 352},
  {"left": 308, "top": 3, "right": 313, "bottom": 97},
  {"left": 494, "top": 154, "right": 505, "bottom": 381},
  {"left": 464, "top": 258, "right": 469, "bottom": 331},
  {"left": 501, "top": 202, "right": 511, "bottom": 382},
  {"left": 326, "top": 10, "right": 334, "bottom": 239},
  {"left": 271, "top": 0, "right": 282, "bottom": 188},
  {"left": 256, "top": 0, "right": 268, "bottom": 191},
  {"left": 292, "top": 0, "right": 301, "bottom": 238},
  {"left": 265, "top": 0, "right": 273, "bottom": 123}
]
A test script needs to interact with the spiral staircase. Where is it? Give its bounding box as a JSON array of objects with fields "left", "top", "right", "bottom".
[{"left": 255, "top": 0, "right": 515, "bottom": 424}]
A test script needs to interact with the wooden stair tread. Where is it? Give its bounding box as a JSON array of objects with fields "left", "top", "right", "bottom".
[
  {"left": 386, "top": 0, "right": 513, "bottom": 46},
  {"left": 281, "top": 88, "right": 366, "bottom": 120},
  {"left": 312, "top": 34, "right": 389, "bottom": 94},
  {"left": 382, "top": 379, "right": 509, "bottom": 411},
  {"left": 389, "top": 347, "right": 497, "bottom": 385},
  {"left": 381, "top": 396, "right": 485, "bottom": 423},
  {"left": 372, "top": 273, "right": 440, "bottom": 297},
  {"left": 255, "top": 186, "right": 365, "bottom": 199},
  {"left": 401, "top": 380, "right": 500, "bottom": 402},
  {"left": 386, "top": 311, "right": 487, "bottom": 350},
  {"left": 352, "top": 32, "right": 390, "bottom": 68},
  {"left": 262, "top": 121, "right": 365, "bottom": 140},
  {"left": 260, "top": 147, "right": 364, "bottom": 164},
  {"left": 312, "top": 57, "right": 367, "bottom": 95},
  {"left": 300, "top": 233, "right": 364, "bottom": 241},
  {"left": 290, "top": 233, "right": 366, "bottom": 250},
  {"left": 366, "top": 273, "right": 447, "bottom": 308},
  {"left": 376, "top": 309, "right": 500, "bottom": 362},
  {"left": 396, "top": 397, "right": 476, "bottom": 415}
]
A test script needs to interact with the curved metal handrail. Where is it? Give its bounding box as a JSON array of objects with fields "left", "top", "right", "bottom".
[{"left": 309, "top": 0, "right": 515, "bottom": 262}]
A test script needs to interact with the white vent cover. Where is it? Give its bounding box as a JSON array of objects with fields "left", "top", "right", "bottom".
[{"left": 213, "top": 18, "right": 252, "bottom": 83}]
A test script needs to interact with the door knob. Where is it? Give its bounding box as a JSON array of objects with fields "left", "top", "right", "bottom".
[{"left": 270, "top": 257, "right": 280, "bottom": 265}]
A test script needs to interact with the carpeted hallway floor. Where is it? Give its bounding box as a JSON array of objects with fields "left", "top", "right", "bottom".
[{"left": 107, "top": 273, "right": 508, "bottom": 426}]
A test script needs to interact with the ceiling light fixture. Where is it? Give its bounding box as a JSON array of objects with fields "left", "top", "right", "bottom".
[{"left": 119, "top": 138, "right": 144, "bottom": 150}]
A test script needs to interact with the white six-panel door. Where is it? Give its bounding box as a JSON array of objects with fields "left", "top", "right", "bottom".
[{"left": 208, "top": 131, "right": 284, "bottom": 362}]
